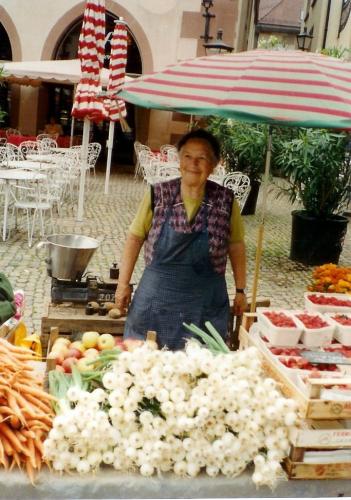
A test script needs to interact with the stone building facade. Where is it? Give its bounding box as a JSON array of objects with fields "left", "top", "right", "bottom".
[{"left": 0, "top": 0, "right": 240, "bottom": 153}]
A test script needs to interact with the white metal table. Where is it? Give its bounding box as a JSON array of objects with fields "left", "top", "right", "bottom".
[
  {"left": 0, "top": 169, "right": 46, "bottom": 241},
  {"left": 6, "top": 160, "right": 55, "bottom": 171}
]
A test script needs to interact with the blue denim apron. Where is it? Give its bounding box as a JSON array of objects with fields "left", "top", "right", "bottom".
[{"left": 124, "top": 188, "right": 229, "bottom": 350}]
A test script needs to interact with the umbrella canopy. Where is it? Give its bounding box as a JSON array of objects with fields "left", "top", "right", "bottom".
[
  {"left": 118, "top": 48, "right": 351, "bottom": 309},
  {"left": 104, "top": 20, "right": 128, "bottom": 194},
  {"left": 119, "top": 49, "right": 351, "bottom": 129},
  {"left": 72, "top": 0, "right": 106, "bottom": 222}
]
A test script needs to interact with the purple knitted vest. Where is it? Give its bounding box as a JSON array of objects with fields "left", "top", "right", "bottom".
[{"left": 144, "top": 178, "right": 234, "bottom": 275}]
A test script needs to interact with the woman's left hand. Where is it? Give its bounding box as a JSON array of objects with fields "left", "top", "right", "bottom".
[{"left": 233, "top": 292, "right": 248, "bottom": 316}]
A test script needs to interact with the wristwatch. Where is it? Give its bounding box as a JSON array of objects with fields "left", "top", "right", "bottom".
[{"left": 236, "top": 288, "right": 246, "bottom": 294}]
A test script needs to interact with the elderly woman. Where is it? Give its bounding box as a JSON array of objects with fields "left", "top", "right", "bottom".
[{"left": 116, "top": 129, "right": 247, "bottom": 350}]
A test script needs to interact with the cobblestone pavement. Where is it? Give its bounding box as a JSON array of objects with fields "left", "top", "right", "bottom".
[{"left": 1, "top": 169, "right": 350, "bottom": 335}]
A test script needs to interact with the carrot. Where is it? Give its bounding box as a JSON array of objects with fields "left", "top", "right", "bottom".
[
  {"left": 25, "top": 460, "right": 36, "bottom": 486},
  {"left": 0, "top": 433, "right": 13, "bottom": 457},
  {"left": 24, "top": 393, "right": 53, "bottom": 414},
  {"left": 26, "top": 438, "right": 37, "bottom": 469},
  {"left": 13, "top": 382, "right": 57, "bottom": 401},
  {"left": 0, "top": 423, "right": 29, "bottom": 455}
]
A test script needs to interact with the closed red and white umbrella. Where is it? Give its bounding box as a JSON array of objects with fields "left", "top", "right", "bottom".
[
  {"left": 104, "top": 19, "right": 128, "bottom": 194},
  {"left": 72, "top": 0, "right": 106, "bottom": 221}
]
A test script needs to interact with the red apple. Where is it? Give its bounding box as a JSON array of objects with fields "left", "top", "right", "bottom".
[
  {"left": 66, "top": 348, "right": 83, "bottom": 360},
  {"left": 62, "top": 357, "right": 78, "bottom": 374}
]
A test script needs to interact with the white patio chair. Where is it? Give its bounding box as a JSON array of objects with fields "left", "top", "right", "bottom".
[
  {"left": 20, "top": 140, "right": 39, "bottom": 158},
  {"left": 6, "top": 128, "right": 21, "bottom": 137},
  {"left": 36, "top": 133, "right": 53, "bottom": 141},
  {"left": 5, "top": 144, "right": 25, "bottom": 162},
  {"left": 9, "top": 176, "right": 55, "bottom": 247},
  {"left": 87, "top": 142, "right": 101, "bottom": 176},
  {"left": 38, "top": 137, "right": 58, "bottom": 154},
  {"left": 134, "top": 141, "right": 152, "bottom": 179},
  {"left": 223, "top": 171, "right": 251, "bottom": 213},
  {"left": 138, "top": 150, "right": 159, "bottom": 184},
  {"left": 209, "top": 163, "right": 226, "bottom": 185},
  {"left": 152, "top": 160, "right": 180, "bottom": 183},
  {"left": 160, "top": 144, "right": 178, "bottom": 161}
]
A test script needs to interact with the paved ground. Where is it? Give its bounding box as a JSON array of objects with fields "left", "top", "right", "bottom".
[{"left": 1, "top": 165, "right": 350, "bottom": 335}]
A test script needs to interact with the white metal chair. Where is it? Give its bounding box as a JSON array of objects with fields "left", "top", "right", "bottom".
[
  {"left": 5, "top": 144, "right": 25, "bottom": 162},
  {"left": 38, "top": 137, "right": 58, "bottom": 154},
  {"left": 20, "top": 140, "right": 39, "bottom": 158},
  {"left": 209, "top": 163, "right": 226, "bottom": 185},
  {"left": 160, "top": 144, "right": 178, "bottom": 161},
  {"left": 6, "top": 128, "right": 21, "bottom": 137},
  {"left": 152, "top": 160, "right": 180, "bottom": 183},
  {"left": 9, "top": 176, "right": 55, "bottom": 247},
  {"left": 134, "top": 141, "right": 152, "bottom": 179},
  {"left": 87, "top": 142, "right": 101, "bottom": 176},
  {"left": 36, "top": 133, "right": 54, "bottom": 141},
  {"left": 223, "top": 171, "right": 251, "bottom": 213}
]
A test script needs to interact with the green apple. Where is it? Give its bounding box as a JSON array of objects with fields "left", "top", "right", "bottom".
[
  {"left": 76, "top": 357, "right": 94, "bottom": 373},
  {"left": 97, "top": 333, "right": 115, "bottom": 351},
  {"left": 82, "top": 331, "right": 100, "bottom": 349},
  {"left": 70, "top": 340, "right": 86, "bottom": 353}
]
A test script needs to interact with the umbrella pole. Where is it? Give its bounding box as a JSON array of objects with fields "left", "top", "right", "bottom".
[
  {"left": 250, "top": 126, "right": 273, "bottom": 313},
  {"left": 104, "top": 120, "right": 115, "bottom": 195},
  {"left": 70, "top": 117, "right": 75, "bottom": 148},
  {"left": 77, "top": 117, "right": 90, "bottom": 222}
]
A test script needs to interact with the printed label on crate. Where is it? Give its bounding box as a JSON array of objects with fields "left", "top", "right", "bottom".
[
  {"left": 301, "top": 350, "right": 351, "bottom": 365},
  {"left": 290, "top": 427, "right": 351, "bottom": 447}
]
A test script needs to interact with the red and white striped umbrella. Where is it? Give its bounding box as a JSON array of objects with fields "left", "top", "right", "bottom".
[
  {"left": 105, "top": 20, "right": 127, "bottom": 121},
  {"left": 104, "top": 20, "right": 128, "bottom": 194},
  {"left": 72, "top": 0, "right": 106, "bottom": 221},
  {"left": 119, "top": 49, "right": 351, "bottom": 129},
  {"left": 72, "top": 0, "right": 106, "bottom": 121},
  {"left": 119, "top": 48, "right": 351, "bottom": 309}
]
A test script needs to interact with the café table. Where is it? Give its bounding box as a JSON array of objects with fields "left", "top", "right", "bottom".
[
  {"left": 0, "top": 168, "right": 46, "bottom": 241},
  {"left": 26, "top": 154, "right": 58, "bottom": 163},
  {"left": 6, "top": 160, "right": 56, "bottom": 171}
]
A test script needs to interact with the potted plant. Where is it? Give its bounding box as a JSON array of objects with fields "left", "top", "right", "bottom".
[
  {"left": 275, "top": 127, "right": 351, "bottom": 266},
  {"left": 207, "top": 118, "right": 270, "bottom": 214}
]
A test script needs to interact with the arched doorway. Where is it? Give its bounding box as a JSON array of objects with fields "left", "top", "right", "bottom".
[
  {"left": 0, "top": 22, "right": 12, "bottom": 128},
  {"left": 42, "top": 12, "right": 142, "bottom": 166}
]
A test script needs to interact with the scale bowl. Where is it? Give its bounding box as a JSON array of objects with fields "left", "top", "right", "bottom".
[{"left": 36, "top": 234, "right": 100, "bottom": 281}]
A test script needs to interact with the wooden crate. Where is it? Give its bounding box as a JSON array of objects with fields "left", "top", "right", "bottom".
[
  {"left": 239, "top": 315, "right": 351, "bottom": 420},
  {"left": 41, "top": 302, "right": 125, "bottom": 354},
  {"left": 284, "top": 458, "right": 351, "bottom": 480},
  {"left": 285, "top": 420, "right": 351, "bottom": 479}
]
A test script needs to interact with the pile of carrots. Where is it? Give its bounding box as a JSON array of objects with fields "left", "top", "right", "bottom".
[{"left": 0, "top": 338, "right": 55, "bottom": 483}]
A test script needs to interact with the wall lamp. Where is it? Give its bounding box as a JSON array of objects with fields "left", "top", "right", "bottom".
[
  {"left": 296, "top": 27, "right": 313, "bottom": 51},
  {"left": 203, "top": 28, "right": 233, "bottom": 54},
  {"left": 200, "top": 0, "right": 215, "bottom": 43}
]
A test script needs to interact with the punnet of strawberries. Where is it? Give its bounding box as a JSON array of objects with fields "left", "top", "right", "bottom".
[
  {"left": 308, "top": 294, "right": 351, "bottom": 307},
  {"left": 331, "top": 314, "right": 351, "bottom": 326},
  {"left": 263, "top": 311, "right": 297, "bottom": 328},
  {"left": 295, "top": 313, "right": 329, "bottom": 329}
]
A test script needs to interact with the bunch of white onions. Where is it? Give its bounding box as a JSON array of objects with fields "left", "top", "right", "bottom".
[
  {"left": 43, "top": 388, "right": 119, "bottom": 473},
  {"left": 44, "top": 340, "right": 298, "bottom": 487},
  {"left": 102, "top": 341, "right": 297, "bottom": 487}
]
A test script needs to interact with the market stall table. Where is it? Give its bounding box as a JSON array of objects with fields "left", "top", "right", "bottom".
[
  {"left": 0, "top": 168, "right": 46, "bottom": 241},
  {"left": 0, "top": 467, "right": 349, "bottom": 499}
]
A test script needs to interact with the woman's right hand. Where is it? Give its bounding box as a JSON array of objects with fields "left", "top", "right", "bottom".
[{"left": 115, "top": 283, "right": 132, "bottom": 315}]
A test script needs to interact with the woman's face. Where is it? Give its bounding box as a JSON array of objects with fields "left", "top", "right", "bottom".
[{"left": 179, "top": 138, "right": 217, "bottom": 188}]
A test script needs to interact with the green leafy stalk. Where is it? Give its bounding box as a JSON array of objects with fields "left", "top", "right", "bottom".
[{"left": 183, "top": 322, "right": 227, "bottom": 354}]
